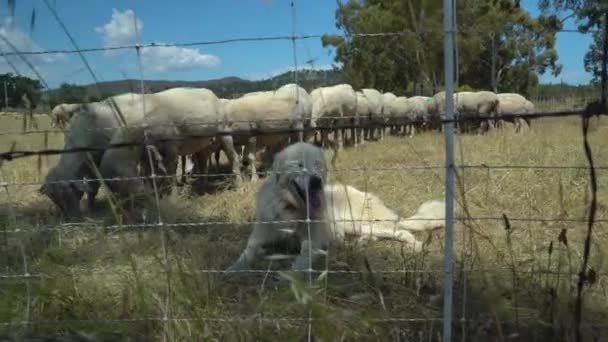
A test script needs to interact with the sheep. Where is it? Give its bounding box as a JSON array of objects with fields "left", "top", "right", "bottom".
[
  {"left": 406, "top": 96, "right": 432, "bottom": 135},
  {"left": 50, "top": 103, "right": 83, "bottom": 129},
  {"left": 353, "top": 91, "right": 371, "bottom": 145},
  {"left": 200, "top": 83, "right": 312, "bottom": 183},
  {"left": 98, "top": 87, "right": 224, "bottom": 213},
  {"left": 40, "top": 93, "right": 143, "bottom": 220},
  {"left": 496, "top": 93, "right": 534, "bottom": 133},
  {"left": 361, "top": 88, "right": 384, "bottom": 141},
  {"left": 429, "top": 91, "right": 499, "bottom": 134},
  {"left": 382, "top": 92, "right": 398, "bottom": 135},
  {"left": 310, "top": 84, "right": 358, "bottom": 150},
  {"left": 384, "top": 95, "right": 409, "bottom": 136}
]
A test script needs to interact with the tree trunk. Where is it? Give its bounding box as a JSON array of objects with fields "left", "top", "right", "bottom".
[
  {"left": 601, "top": 12, "right": 608, "bottom": 109},
  {"left": 491, "top": 34, "right": 498, "bottom": 93}
]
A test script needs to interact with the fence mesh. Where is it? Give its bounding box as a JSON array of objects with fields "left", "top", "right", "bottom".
[{"left": 0, "top": 1, "right": 607, "bottom": 341}]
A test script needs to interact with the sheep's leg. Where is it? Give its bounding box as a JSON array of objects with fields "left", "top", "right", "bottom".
[
  {"left": 338, "top": 128, "right": 344, "bottom": 150},
  {"left": 351, "top": 117, "right": 358, "bottom": 147},
  {"left": 247, "top": 136, "right": 258, "bottom": 182},
  {"left": 166, "top": 155, "right": 179, "bottom": 200},
  {"left": 321, "top": 129, "right": 329, "bottom": 149},
  {"left": 87, "top": 181, "right": 99, "bottom": 212},
  {"left": 190, "top": 150, "right": 209, "bottom": 195},
  {"left": 180, "top": 155, "right": 186, "bottom": 185},
  {"left": 214, "top": 148, "right": 222, "bottom": 171},
  {"left": 220, "top": 135, "right": 242, "bottom": 186}
]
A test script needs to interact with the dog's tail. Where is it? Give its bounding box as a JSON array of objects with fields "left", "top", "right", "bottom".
[{"left": 397, "top": 200, "right": 446, "bottom": 232}]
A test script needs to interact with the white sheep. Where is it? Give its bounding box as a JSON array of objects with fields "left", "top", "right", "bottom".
[
  {"left": 496, "top": 93, "right": 534, "bottom": 133},
  {"left": 97, "top": 88, "right": 224, "bottom": 214},
  {"left": 50, "top": 103, "right": 83, "bottom": 129},
  {"left": 361, "top": 88, "right": 384, "bottom": 141},
  {"left": 310, "top": 84, "right": 358, "bottom": 150},
  {"left": 220, "top": 83, "right": 312, "bottom": 182},
  {"left": 354, "top": 91, "right": 371, "bottom": 145},
  {"left": 406, "top": 96, "right": 431, "bottom": 135},
  {"left": 382, "top": 92, "right": 398, "bottom": 135},
  {"left": 430, "top": 91, "right": 499, "bottom": 134},
  {"left": 40, "top": 92, "right": 144, "bottom": 219}
]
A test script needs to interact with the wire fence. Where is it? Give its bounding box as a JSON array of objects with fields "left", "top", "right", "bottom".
[{"left": 0, "top": 1, "right": 607, "bottom": 341}]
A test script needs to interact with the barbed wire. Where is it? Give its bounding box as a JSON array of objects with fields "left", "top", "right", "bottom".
[
  {"left": 0, "top": 27, "right": 596, "bottom": 58},
  {"left": 2, "top": 162, "right": 606, "bottom": 188},
  {"left": 1, "top": 109, "right": 605, "bottom": 162},
  {"left": 2, "top": 216, "right": 605, "bottom": 235},
  {"left": 0, "top": 106, "right": 597, "bottom": 137},
  {"left": 1, "top": 266, "right": 605, "bottom": 281}
]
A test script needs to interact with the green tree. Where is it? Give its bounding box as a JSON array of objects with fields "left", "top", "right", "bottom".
[
  {"left": 584, "top": 30, "right": 605, "bottom": 85},
  {"left": 539, "top": 0, "right": 608, "bottom": 102},
  {"left": 0, "top": 73, "right": 43, "bottom": 109},
  {"left": 51, "top": 83, "right": 88, "bottom": 107},
  {"left": 459, "top": 0, "right": 561, "bottom": 94},
  {"left": 322, "top": 0, "right": 561, "bottom": 96}
]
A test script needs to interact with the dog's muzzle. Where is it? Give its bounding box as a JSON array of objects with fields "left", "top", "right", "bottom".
[{"left": 291, "top": 174, "right": 323, "bottom": 216}]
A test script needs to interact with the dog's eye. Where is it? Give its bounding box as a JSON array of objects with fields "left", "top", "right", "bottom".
[{"left": 298, "top": 162, "right": 303, "bottom": 168}]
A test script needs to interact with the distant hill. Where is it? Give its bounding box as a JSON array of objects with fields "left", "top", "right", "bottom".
[{"left": 43, "top": 69, "right": 343, "bottom": 104}]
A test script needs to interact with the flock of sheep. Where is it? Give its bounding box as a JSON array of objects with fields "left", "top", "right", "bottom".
[{"left": 41, "top": 83, "right": 536, "bottom": 221}]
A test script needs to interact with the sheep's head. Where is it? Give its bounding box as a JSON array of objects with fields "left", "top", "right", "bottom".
[
  {"left": 39, "top": 166, "right": 90, "bottom": 221},
  {"left": 272, "top": 142, "right": 327, "bottom": 219}
]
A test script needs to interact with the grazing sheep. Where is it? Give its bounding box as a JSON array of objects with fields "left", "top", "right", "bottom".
[
  {"left": 430, "top": 91, "right": 499, "bottom": 134},
  {"left": 354, "top": 91, "right": 371, "bottom": 145},
  {"left": 384, "top": 95, "right": 408, "bottom": 136},
  {"left": 98, "top": 88, "right": 225, "bottom": 209},
  {"left": 361, "top": 88, "right": 384, "bottom": 141},
  {"left": 226, "top": 142, "right": 446, "bottom": 272},
  {"left": 50, "top": 103, "right": 83, "bottom": 129},
  {"left": 406, "top": 96, "right": 432, "bottom": 135},
  {"left": 40, "top": 93, "right": 143, "bottom": 220},
  {"left": 382, "top": 92, "right": 398, "bottom": 135},
  {"left": 496, "top": 93, "right": 533, "bottom": 133},
  {"left": 311, "top": 84, "right": 358, "bottom": 150},
  {"left": 524, "top": 99, "right": 535, "bottom": 129},
  {"left": 219, "top": 83, "right": 312, "bottom": 182}
]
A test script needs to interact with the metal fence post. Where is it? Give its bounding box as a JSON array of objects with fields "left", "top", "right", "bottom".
[{"left": 442, "top": 0, "right": 456, "bottom": 340}]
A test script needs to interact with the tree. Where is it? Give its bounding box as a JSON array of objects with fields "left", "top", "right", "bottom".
[
  {"left": 459, "top": 0, "right": 561, "bottom": 94},
  {"left": 50, "top": 83, "right": 88, "bottom": 107},
  {"left": 0, "top": 73, "right": 43, "bottom": 109},
  {"left": 584, "top": 29, "right": 605, "bottom": 85},
  {"left": 539, "top": 0, "right": 608, "bottom": 104},
  {"left": 322, "top": 0, "right": 561, "bottom": 96}
]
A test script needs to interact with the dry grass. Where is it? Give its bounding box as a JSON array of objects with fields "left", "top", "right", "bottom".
[{"left": 0, "top": 112, "right": 607, "bottom": 341}]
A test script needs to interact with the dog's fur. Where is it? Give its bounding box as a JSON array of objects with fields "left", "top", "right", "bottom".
[{"left": 226, "top": 142, "right": 445, "bottom": 272}]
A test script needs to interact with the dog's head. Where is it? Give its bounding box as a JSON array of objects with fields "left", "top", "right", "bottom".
[{"left": 271, "top": 142, "right": 327, "bottom": 219}]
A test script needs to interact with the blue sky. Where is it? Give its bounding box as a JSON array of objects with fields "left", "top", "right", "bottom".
[{"left": 0, "top": 0, "right": 593, "bottom": 89}]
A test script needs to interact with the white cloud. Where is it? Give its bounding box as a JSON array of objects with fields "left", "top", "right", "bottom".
[
  {"left": 95, "top": 9, "right": 142, "bottom": 54},
  {"left": 0, "top": 18, "right": 66, "bottom": 83},
  {"left": 96, "top": 9, "right": 220, "bottom": 73},
  {"left": 140, "top": 45, "right": 220, "bottom": 72}
]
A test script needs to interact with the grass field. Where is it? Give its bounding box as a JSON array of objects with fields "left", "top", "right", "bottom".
[{"left": 0, "top": 110, "right": 607, "bottom": 341}]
